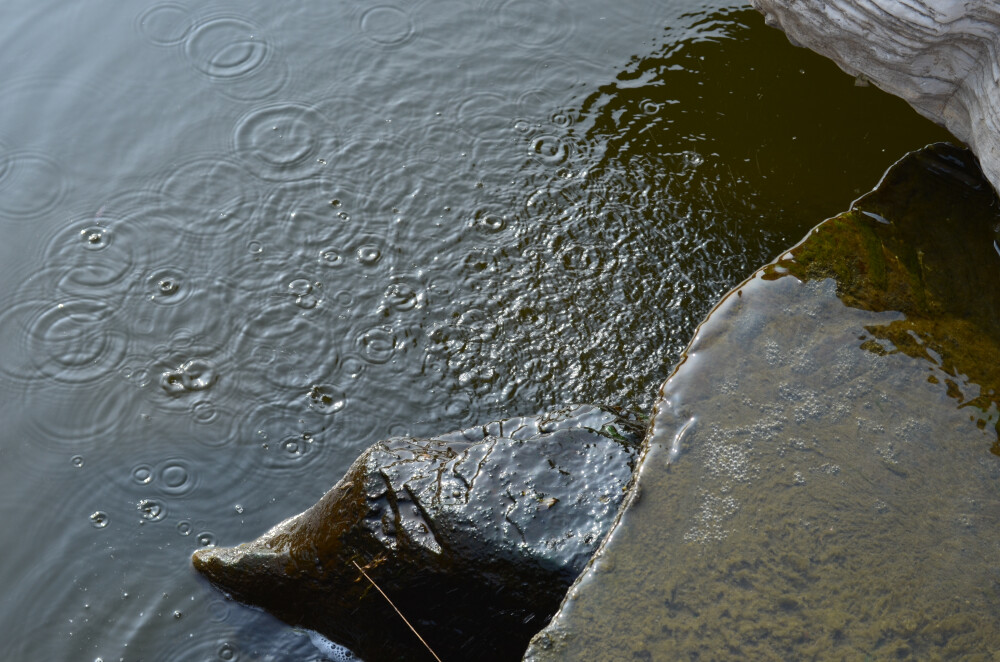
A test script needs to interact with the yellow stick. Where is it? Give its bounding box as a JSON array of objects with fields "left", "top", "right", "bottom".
[{"left": 351, "top": 560, "right": 444, "bottom": 662}]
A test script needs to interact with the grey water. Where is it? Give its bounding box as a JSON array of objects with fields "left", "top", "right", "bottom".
[{"left": 0, "top": 0, "right": 952, "bottom": 659}]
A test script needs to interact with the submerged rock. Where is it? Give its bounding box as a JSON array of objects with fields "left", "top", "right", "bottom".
[
  {"left": 193, "top": 404, "right": 642, "bottom": 662},
  {"left": 751, "top": 0, "right": 1000, "bottom": 196},
  {"left": 525, "top": 144, "right": 1000, "bottom": 660}
]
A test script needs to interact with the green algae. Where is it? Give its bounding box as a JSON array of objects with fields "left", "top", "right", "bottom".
[
  {"left": 524, "top": 144, "right": 1000, "bottom": 660},
  {"left": 764, "top": 144, "right": 1000, "bottom": 447}
]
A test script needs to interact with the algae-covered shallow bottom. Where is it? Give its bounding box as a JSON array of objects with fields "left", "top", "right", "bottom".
[{"left": 525, "top": 144, "right": 1000, "bottom": 660}]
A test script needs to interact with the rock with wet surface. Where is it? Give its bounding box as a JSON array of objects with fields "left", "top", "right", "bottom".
[
  {"left": 751, "top": 0, "right": 1000, "bottom": 196},
  {"left": 193, "top": 404, "right": 642, "bottom": 662},
  {"left": 525, "top": 144, "right": 1000, "bottom": 660}
]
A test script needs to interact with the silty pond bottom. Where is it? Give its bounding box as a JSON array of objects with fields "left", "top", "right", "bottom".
[
  {"left": 527, "top": 144, "right": 1000, "bottom": 660},
  {"left": 0, "top": 0, "right": 956, "bottom": 659}
]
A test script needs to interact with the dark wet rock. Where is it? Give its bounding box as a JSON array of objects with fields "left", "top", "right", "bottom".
[
  {"left": 525, "top": 144, "right": 1000, "bottom": 660},
  {"left": 193, "top": 404, "right": 642, "bottom": 662}
]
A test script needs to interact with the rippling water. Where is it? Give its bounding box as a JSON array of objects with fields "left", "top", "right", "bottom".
[{"left": 0, "top": 0, "right": 952, "bottom": 659}]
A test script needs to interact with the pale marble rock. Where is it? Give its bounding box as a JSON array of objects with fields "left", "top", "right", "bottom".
[{"left": 751, "top": 0, "right": 1000, "bottom": 195}]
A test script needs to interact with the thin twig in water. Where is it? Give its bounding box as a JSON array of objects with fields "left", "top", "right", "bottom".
[{"left": 351, "top": 560, "right": 443, "bottom": 662}]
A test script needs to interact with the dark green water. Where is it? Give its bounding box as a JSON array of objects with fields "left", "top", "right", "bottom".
[{"left": 0, "top": 1, "right": 954, "bottom": 659}]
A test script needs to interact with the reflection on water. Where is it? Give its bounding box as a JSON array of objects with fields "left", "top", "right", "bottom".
[{"left": 0, "top": 0, "right": 954, "bottom": 659}]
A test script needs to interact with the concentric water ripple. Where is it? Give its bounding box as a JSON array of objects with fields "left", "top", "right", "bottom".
[
  {"left": 520, "top": 56, "right": 594, "bottom": 107},
  {"left": 231, "top": 300, "right": 340, "bottom": 393},
  {"left": 126, "top": 275, "right": 239, "bottom": 352},
  {"left": 185, "top": 16, "right": 270, "bottom": 79},
  {"left": 237, "top": 400, "right": 334, "bottom": 475},
  {"left": 183, "top": 15, "right": 287, "bottom": 100},
  {"left": 136, "top": 3, "right": 194, "bottom": 46},
  {"left": 248, "top": 179, "right": 360, "bottom": 258},
  {"left": 400, "top": 121, "right": 478, "bottom": 187},
  {"left": 123, "top": 456, "right": 200, "bottom": 498},
  {"left": 456, "top": 91, "right": 520, "bottom": 139},
  {"left": 19, "top": 380, "right": 141, "bottom": 456},
  {"left": 152, "top": 637, "right": 242, "bottom": 662},
  {"left": 233, "top": 102, "right": 336, "bottom": 181},
  {"left": 359, "top": 5, "right": 418, "bottom": 47},
  {"left": 486, "top": 0, "right": 576, "bottom": 50},
  {"left": 82, "top": 190, "right": 194, "bottom": 265},
  {"left": 180, "top": 399, "right": 242, "bottom": 449},
  {"left": 0, "top": 150, "right": 66, "bottom": 220},
  {"left": 355, "top": 324, "right": 398, "bottom": 365},
  {"left": 154, "top": 155, "right": 258, "bottom": 239},
  {"left": 43, "top": 214, "right": 137, "bottom": 299},
  {"left": 143, "top": 266, "right": 191, "bottom": 305},
  {"left": 0, "top": 298, "right": 128, "bottom": 387}
]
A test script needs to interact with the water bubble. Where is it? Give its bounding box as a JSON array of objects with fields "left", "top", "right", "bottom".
[
  {"left": 472, "top": 211, "right": 506, "bottom": 233},
  {"left": 308, "top": 384, "right": 346, "bottom": 414},
  {"left": 181, "top": 359, "right": 216, "bottom": 391},
  {"left": 359, "top": 5, "right": 416, "bottom": 46},
  {"left": 358, "top": 327, "right": 396, "bottom": 364},
  {"left": 530, "top": 134, "right": 570, "bottom": 166},
  {"left": 234, "top": 504, "right": 244, "bottom": 514},
  {"left": 79, "top": 225, "right": 111, "bottom": 250},
  {"left": 335, "top": 291, "right": 355, "bottom": 307},
  {"left": 320, "top": 248, "right": 343, "bottom": 267},
  {"left": 132, "top": 464, "right": 153, "bottom": 484},
  {"left": 162, "top": 358, "right": 217, "bottom": 394},
  {"left": 173, "top": 610, "right": 183, "bottom": 619},
  {"left": 550, "top": 110, "right": 574, "bottom": 127},
  {"left": 158, "top": 461, "right": 194, "bottom": 496},
  {"left": 197, "top": 531, "right": 217, "bottom": 547},
  {"left": 382, "top": 280, "right": 423, "bottom": 312},
  {"left": 71, "top": 456, "right": 84, "bottom": 468},
  {"left": 288, "top": 278, "right": 320, "bottom": 309},
  {"left": 682, "top": 150, "right": 705, "bottom": 168},
  {"left": 640, "top": 99, "right": 661, "bottom": 114},
  {"left": 512, "top": 118, "right": 533, "bottom": 134},
  {"left": 160, "top": 370, "right": 186, "bottom": 395},
  {"left": 356, "top": 245, "right": 381, "bottom": 265},
  {"left": 247, "top": 240, "right": 264, "bottom": 255},
  {"left": 90, "top": 512, "right": 109, "bottom": 528},
  {"left": 145, "top": 267, "right": 189, "bottom": 304},
  {"left": 217, "top": 643, "right": 237, "bottom": 660},
  {"left": 138, "top": 499, "right": 165, "bottom": 521},
  {"left": 177, "top": 520, "right": 192, "bottom": 535}
]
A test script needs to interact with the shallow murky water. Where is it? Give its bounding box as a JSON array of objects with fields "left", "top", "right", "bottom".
[
  {"left": 0, "top": 0, "right": 953, "bottom": 659},
  {"left": 526, "top": 145, "right": 1000, "bottom": 660}
]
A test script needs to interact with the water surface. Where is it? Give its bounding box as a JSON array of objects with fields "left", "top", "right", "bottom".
[
  {"left": 0, "top": 0, "right": 954, "bottom": 659},
  {"left": 526, "top": 145, "right": 1000, "bottom": 660}
]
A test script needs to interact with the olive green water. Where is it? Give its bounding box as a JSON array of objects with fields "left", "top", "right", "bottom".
[
  {"left": 525, "top": 146, "right": 1000, "bottom": 660},
  {"left": 0, "top": 0, "right": 968, "bottom": 659}
]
